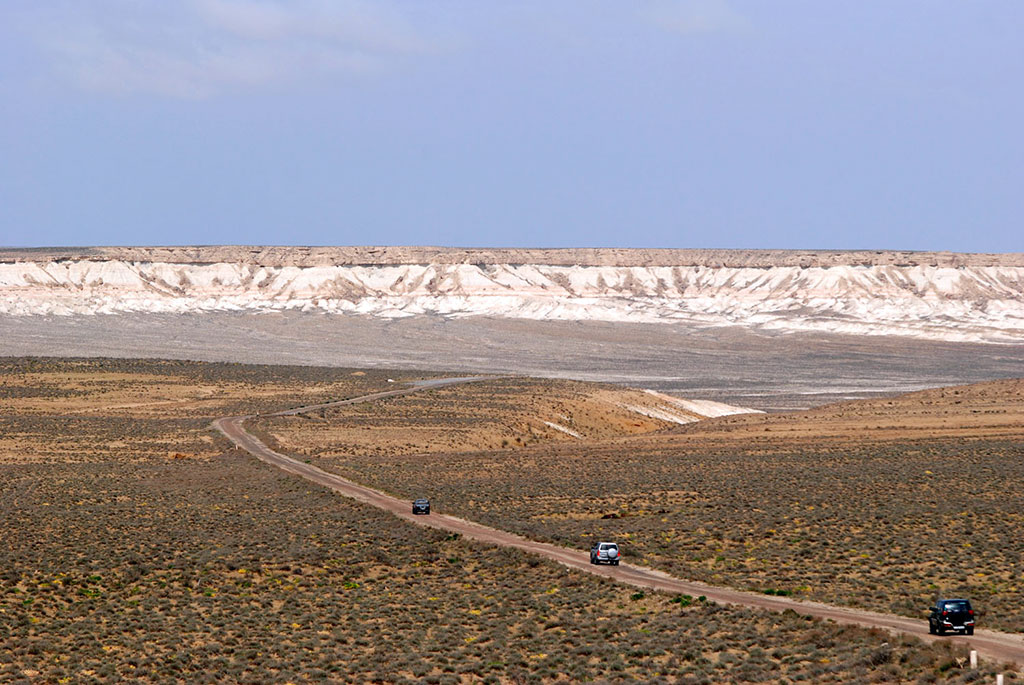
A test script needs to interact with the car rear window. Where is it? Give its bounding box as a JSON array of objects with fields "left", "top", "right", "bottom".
[
  {"left": 600, "top": 544, "right": 617, "bottom": 550},
  {"left": 943, "top": 601, "right": 969, "bottom": 611}
]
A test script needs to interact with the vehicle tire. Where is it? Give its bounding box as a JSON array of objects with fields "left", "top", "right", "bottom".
[
  {"left": 928, "top": 623, "right": 935, "bottom": 635},
  {"left": 966, "top": 628, "right": 974, "bottom": 636},
  {"left": 937, "top": 627, "right": 945, "bottom": 636},
  {"left": 612, "top": 560, "right": 619, "bottom": 566}
]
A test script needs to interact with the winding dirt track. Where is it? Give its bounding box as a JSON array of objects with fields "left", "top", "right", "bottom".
[{"left": 214, "top": 378, "right": 1024, "bottom": 668}]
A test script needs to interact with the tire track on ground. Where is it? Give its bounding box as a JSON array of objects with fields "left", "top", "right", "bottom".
[{"left": 213, "top": 378, "right": 1024, "bottom": 668}]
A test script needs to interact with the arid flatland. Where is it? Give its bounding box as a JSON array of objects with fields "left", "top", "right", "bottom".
[{"left": 2, "top": 358, "right": 1016, "bottom": 682}]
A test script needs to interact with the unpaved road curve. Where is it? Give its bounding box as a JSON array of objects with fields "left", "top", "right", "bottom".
[{"left": 214, "top": 379, "right": 1024, "bottom": 668}]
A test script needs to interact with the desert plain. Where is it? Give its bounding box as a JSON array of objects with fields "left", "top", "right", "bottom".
[{"left": 2, "top": 356, "right": 1023, "bottom": 683}]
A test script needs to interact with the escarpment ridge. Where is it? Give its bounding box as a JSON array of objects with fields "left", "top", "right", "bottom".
[{"left": 1, "top": 247, "right": 1023, "bottom": 343}]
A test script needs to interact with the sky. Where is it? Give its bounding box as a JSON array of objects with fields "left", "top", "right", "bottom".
[{"left": 0, "top": 1, "right": 1021, "bottom": 252}]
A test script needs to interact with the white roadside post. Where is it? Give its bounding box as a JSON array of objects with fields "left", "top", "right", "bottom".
[
  {"left": 970, "top": 650, "right": 977, "bottom": 668},
  {"left": 996, "top": 674, "right": 1004, "bottom": 685}
]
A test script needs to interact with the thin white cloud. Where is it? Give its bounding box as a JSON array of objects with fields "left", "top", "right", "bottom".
[
  {"left": 643, "top": 0, "right": 751, "bottom": 35},
  {"left": 194, "top": 0, "right": 428, "bottom": 51},
  {"left": 27, "top": 0, "right": 436, "bottom": 98}
]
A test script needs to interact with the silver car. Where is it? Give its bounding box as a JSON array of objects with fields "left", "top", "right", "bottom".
[{"left": 590, "top": 542, "right": 621, "bottom": 565}]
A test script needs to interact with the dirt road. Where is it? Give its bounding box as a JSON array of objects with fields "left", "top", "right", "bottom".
[{"left": 214, "top": 378, "right": 1024, "bottom": 668}]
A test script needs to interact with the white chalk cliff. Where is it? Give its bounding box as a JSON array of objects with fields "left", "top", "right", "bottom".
[{"left": 1, "top": 248, "right": 1022, "bottom": 343}]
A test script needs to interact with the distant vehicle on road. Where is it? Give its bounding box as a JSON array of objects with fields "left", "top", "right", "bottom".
[
  {"left": 412, "top": 498, "right": 431, "bottom": 515},
  {"left": 928, "top": 598, "right": 975, "bottom": 635},
  {"left": 590, "top": 542, "right": 620, "bottom": 565}
]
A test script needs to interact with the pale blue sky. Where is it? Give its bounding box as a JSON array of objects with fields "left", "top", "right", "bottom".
[{"left": 1, "top": 1, "right": 1021, "bottom": 251}]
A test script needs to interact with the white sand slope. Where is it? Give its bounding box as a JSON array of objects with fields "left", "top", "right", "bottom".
[
  {"left": 617, "top": 403, "right": 701, "bottom": 425},
  {"left": 643, "top": 390, "right": 764, "bottom": 418}
]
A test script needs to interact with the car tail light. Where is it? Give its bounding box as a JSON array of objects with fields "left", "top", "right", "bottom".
[
  {"left": 969, "top": 609, "right": 974, "bottom": 615},
  {"left": 942, "top": 611, "right": 948, "bottom": 616}
]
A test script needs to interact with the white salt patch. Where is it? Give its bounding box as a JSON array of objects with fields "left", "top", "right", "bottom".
[{"left": 542, "top": 421, "right": 581, "bottom": 439}]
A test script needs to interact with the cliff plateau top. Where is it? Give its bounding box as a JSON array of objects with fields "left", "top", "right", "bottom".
[{"left": 1, "top": 246, "right": 1022, "bottom": 268}]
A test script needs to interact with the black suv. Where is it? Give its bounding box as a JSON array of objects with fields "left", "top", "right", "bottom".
[
  {"left": 412, "top": 498, "right": 431, "bottom": 515},
  {"left": 928, "top": 598, "right": 975, "bottom": 635}
]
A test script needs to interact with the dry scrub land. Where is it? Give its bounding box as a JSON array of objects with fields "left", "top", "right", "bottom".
[
  {"left": 258, "top": 377, "right": 705, "bottom": 458},
  {"left": 261, "top": 377, "right": 1024, "bottom": 635},
  {"left": 0, "top": 357, "right": 418, "bottom": 464},
  {"left": 0, "top": 358, "right": 1014, "bottom": 682}
]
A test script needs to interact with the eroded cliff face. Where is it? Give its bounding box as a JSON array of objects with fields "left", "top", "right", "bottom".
[{"left": 1, "top": 248, "right": 1022, "bottom": 342}]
